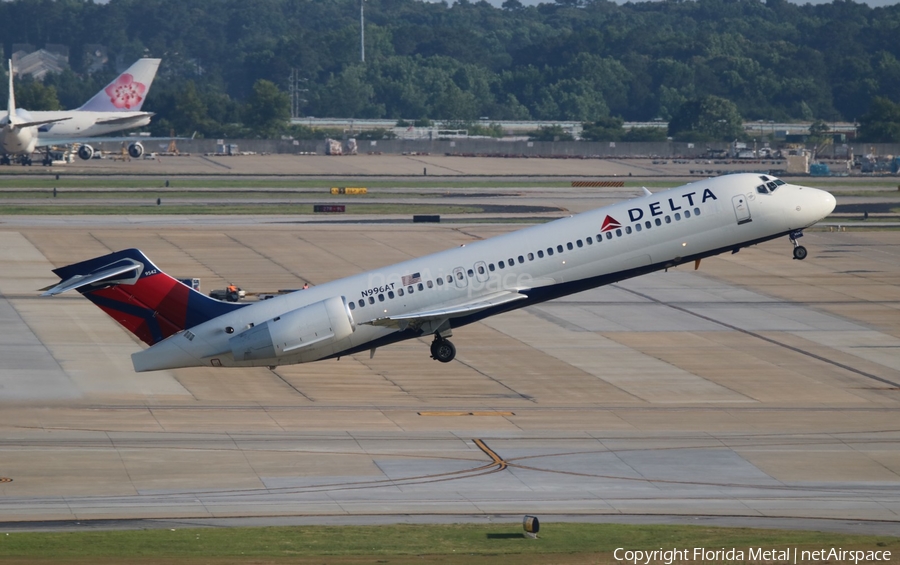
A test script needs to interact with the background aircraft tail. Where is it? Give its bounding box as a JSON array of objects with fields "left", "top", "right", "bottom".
[
  {"left": 44, "top": 248, "right": 244, "bottom": 346},
  {"left": 78, "top": 58, "right": 162, "bottom": 112}
]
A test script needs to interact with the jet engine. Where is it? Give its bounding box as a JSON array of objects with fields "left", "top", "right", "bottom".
[
  {"left": 229, "top": 296, "right": 355, "bottom": 362},
  {"left": 77, "top": 144, "right": 94, "bottom": 160},
  {"left": 128, "top": 141, "right": 144, "bottom": 158}
]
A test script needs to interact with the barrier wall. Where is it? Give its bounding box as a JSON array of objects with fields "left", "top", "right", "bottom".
[{"left": 92, "top": 138, "right": 900, "bottom": 159}]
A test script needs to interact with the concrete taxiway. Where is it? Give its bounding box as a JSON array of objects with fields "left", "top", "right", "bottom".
[{"left": 0, "top": 215, "right": 898, "bottom": 531}]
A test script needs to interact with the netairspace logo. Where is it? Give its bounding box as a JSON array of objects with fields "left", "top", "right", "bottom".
[{"left": 613, "top": 547, "right": 892, "bottom": 565}]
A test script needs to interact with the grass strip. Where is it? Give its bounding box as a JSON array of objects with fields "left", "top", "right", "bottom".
[
  {"left": 0, "top": 523, "right": 895, "bottom": 562},
  {"left": 0, "top": 204, "right": 489, "bottom": 215}
]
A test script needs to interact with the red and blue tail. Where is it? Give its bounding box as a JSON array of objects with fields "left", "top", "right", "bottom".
[{"left": 44, "top": 249, "right": 244, "bottom": 346}]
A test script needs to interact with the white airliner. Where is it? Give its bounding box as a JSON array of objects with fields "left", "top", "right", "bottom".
[
  {"left": 43, "top": 173, "right": 836, "bottom": 372},
  {"left": 1, "top": 58, "right": 161, "bottom": 165}
]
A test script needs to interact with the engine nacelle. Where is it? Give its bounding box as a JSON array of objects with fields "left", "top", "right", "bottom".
[
  {"left": 77, "top": 144, "right": 94, "bottom": 160},
  {"left": 128, "top": 141, "right": 144, "bottom": 158},
  {"left": 229, "top": 296, "right": 355, "bottom": 362}
]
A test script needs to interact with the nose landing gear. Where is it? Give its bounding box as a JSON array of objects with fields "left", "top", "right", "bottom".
[
  {"left": 430, "top": 334, "right": 456, "bottom": 363},
  {"left": 789, "top": 230, "right": 808, "bottom": 260}
]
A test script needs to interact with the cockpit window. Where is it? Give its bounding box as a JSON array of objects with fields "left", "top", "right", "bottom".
[
  {"left": 757, "top": 184, "right": 769, "bottom": 194},
  {"left": 767, "top": 181, "right": 777, "bottom": 191},
  {"left": 759, "top": 175, "right": 770, "bottom": 181},
  {"left": 774, "top": 179, "right": 786, "bottom": 186}
]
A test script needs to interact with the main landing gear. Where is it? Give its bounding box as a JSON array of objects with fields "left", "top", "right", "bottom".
[
  {"left": 789, "top": 230, "right": 808, "bottom": 260},
  {"left": 430, "top": 334, "right": 456, "bottom": 363}
]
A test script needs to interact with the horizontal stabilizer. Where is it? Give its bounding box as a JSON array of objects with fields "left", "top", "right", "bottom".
[
  {"left": 42, "top": 259, "right": 142, "bottom": 296},
  {"left": 366, "top": 291, "right": 527, "bottom": 328},
  {"left": 94, "top": 113, "right": 154, "bottom": 126}
]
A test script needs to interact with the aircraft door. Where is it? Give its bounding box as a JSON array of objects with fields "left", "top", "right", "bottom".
[
  {"left": 732, "top": 194, "right": 752, "bottom": 225},
  {"left": 473, "top": 261, "right": 489, "bottom": 283},
  {"left": 453, "top": 266, "right": 468, "bottom": 288}
]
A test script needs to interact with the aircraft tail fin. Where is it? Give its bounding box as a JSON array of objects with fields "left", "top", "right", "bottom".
[
  {"left": 7, "top": 59, "right": 19, "bottom": 126},
  {"left": 43, "top": 248, "right": 244, "bottom": 346},
  {"left": 79, "top": 58, "right": 162, "bottom": 112}
]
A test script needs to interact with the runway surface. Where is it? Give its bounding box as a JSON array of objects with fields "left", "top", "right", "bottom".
[{"left": 0, "top": 212, "right": 898, "bottom": 532}]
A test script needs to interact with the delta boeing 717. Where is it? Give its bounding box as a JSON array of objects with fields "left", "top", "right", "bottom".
[{"left": 43, "top": 173, "right": 836, "bottom": 372}]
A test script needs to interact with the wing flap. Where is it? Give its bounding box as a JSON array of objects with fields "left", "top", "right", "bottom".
[{"left": 365, "top": 291, "right": 527, "bottom": 328}]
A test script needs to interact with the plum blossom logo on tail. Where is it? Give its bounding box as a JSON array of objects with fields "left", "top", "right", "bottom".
[{"left": 106, "top": 74, "right": 146, "bottom": 110}]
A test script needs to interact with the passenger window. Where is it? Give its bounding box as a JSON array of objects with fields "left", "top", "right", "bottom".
[
  {"left": 398, "top": 288, "right": 404, "bottom": 296},
  {"left": 417, "top": 283, "right": 424, "bottom": 291},
  {"left": 674, "top": 212, "right": 681, "bottom": 221},
  {"left": 625, "top": 226, "right": 632, "bottom": 234},
  {"left": 684, "top": 210, "right": 691, "bottom": 218},
  {"left": 489, "top": 263, "right": 495, "bottom": 271},
  {"left": 548, "top": 248, "right": 554, "bottom": 256},
  {"left": 437, "top": 278, "right": 443, "bottom": 286},
  {"left": 467, "top": 269, "right": 474, "bottom": 277},
  {"left": 636, "top": 224, "right": 642, "bottom": 232},
  {"left": 655, "top": 218, "right": 662, "bottom": 226},
  {"left": 349, "top": 302, "right": 355, "bottom": 310},
  {"left": 606, "top": 231, "right": 613, "bottom": 239},
  {"left": 576, "top": 240, "right": 583, "bottom": 248},
  {"left": 538, "top": 250, "right": 544, "bottom": 258},
  {"left": 694, "top": 207, "right": 700, "bottom": 215},
  {"left": 645, "top": 221, "right": 651, "bottom": 229},
  {"left": 456, "top": 272, "right": 463, "bottom": 280},
  {"left": 587, "top": 237, "right": 593, "bottom": 244},
  {"left": 518, "top": 255, "right": 524, "bottom": 264},
  {"left": 498, "top": 261, "right": 505, "bottom": 269},
  {"left": 378, "top": 294, "right": 385, "bottom": 302},
  {"left": 508, "top": 258, "right": 514, "bottom": 265},
  {"left": 567, "top": 242, "right": 573, "bottom": 250},
  {"left": 528, "top": 252, "right": 534, "bottom": 260},
  {"left": 596, "top": 234, "right": 602, "bottom": 241},
  {"left": 665, "top": 216, "right": 672, "bottom": 224},
  {"left": 408, "top": 286, "right": 414, "bottom": 294},
  {"left": 426, "top": 280, "right": 433, "bottom": 288},
  {"left": 368, "top": 296, "right": 375, "bottom": 304},
  {"left": 358, "top": 299, "right": 365, "bottom": 307},
  {"left": 388, "top": 291, "right": 395, "bottom": 299},
  {"left": 477, "top": 265, "right": 485, "bottom": 274},
  {"left": 557, "top": 245, "right": 564, "bottom": 253},
  {"left": 615, "top": 229, "right": 622, "bottom": 237}
]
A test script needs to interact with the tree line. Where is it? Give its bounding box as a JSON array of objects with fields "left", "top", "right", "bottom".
[{"left": 1, "top": 0, "right": 899, "bottom": 141}]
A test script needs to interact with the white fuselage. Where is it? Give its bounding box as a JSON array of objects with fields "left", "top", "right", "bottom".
[
  {"left": 133, "top": 174, "right": 836, "bottom": 372},
  {"left": 0, "top": 110, "right": 151, "bottom": 155}
]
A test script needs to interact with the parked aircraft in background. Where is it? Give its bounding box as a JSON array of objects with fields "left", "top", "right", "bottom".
[
  {"left": 43, "top": 173, "right": 836, "bottom": 372},
  {"left": 0, "top": 58, "right": 161, "bottom": 165}
]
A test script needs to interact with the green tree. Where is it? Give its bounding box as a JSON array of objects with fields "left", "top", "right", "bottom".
[
  {"left": 13, "top": 77, "right": 61, "bottom": 111},
  {"left": 858, "top": 97, "right": 900, "bottom": 142},
  {"left": 528, "top": 125, "right": 574, "bottom": 141},
  {"left": 242, "top": 79, "right": 290, "bottom": 138},
  {"left": 668, "top": 96, "right": 743, "bottom": 142},
  {"left": 582, "top": 116, "right": 624, "bottom": 141}
]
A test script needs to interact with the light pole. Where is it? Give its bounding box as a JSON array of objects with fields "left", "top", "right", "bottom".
[{"left": 360, "top": 0, "right": 365, "bottom": 63}]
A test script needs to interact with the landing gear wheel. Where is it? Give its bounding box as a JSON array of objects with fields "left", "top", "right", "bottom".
[
  {"left": 430, "top": 338, "right": 456, "bottom": 363},
  {"left": 793, "top": 245, "right": 808, "bottom": 260}
]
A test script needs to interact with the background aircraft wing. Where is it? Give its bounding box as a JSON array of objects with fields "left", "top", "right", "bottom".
[
  {"left": 34, "top": 135, "right": 185, "bottom": 148},
  {"left": 365, "top": 291, "right": 527, "bottom": 329}
]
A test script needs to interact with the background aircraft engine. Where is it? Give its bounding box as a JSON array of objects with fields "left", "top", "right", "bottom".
[
  {"left": 77, "top": 144, "right": 94, "bottom": 160},
  {"left": 127, "top": 142, "right": 144, "bottom": 158},
  {"left": 229, "top": 296, "right": 355, "bottom": 362}
]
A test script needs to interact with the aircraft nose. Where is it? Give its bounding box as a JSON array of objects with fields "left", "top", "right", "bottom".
[{"left": 814, "top": 188, "right": 837, "bottom": 218}]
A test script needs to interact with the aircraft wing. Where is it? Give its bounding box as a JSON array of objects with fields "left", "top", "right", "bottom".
[
  {"left": 365, "top": 290, "right": 527, "bottom": 329},
  {"left": 34, "top": 135, "right": 183, "bottom": 148}
]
